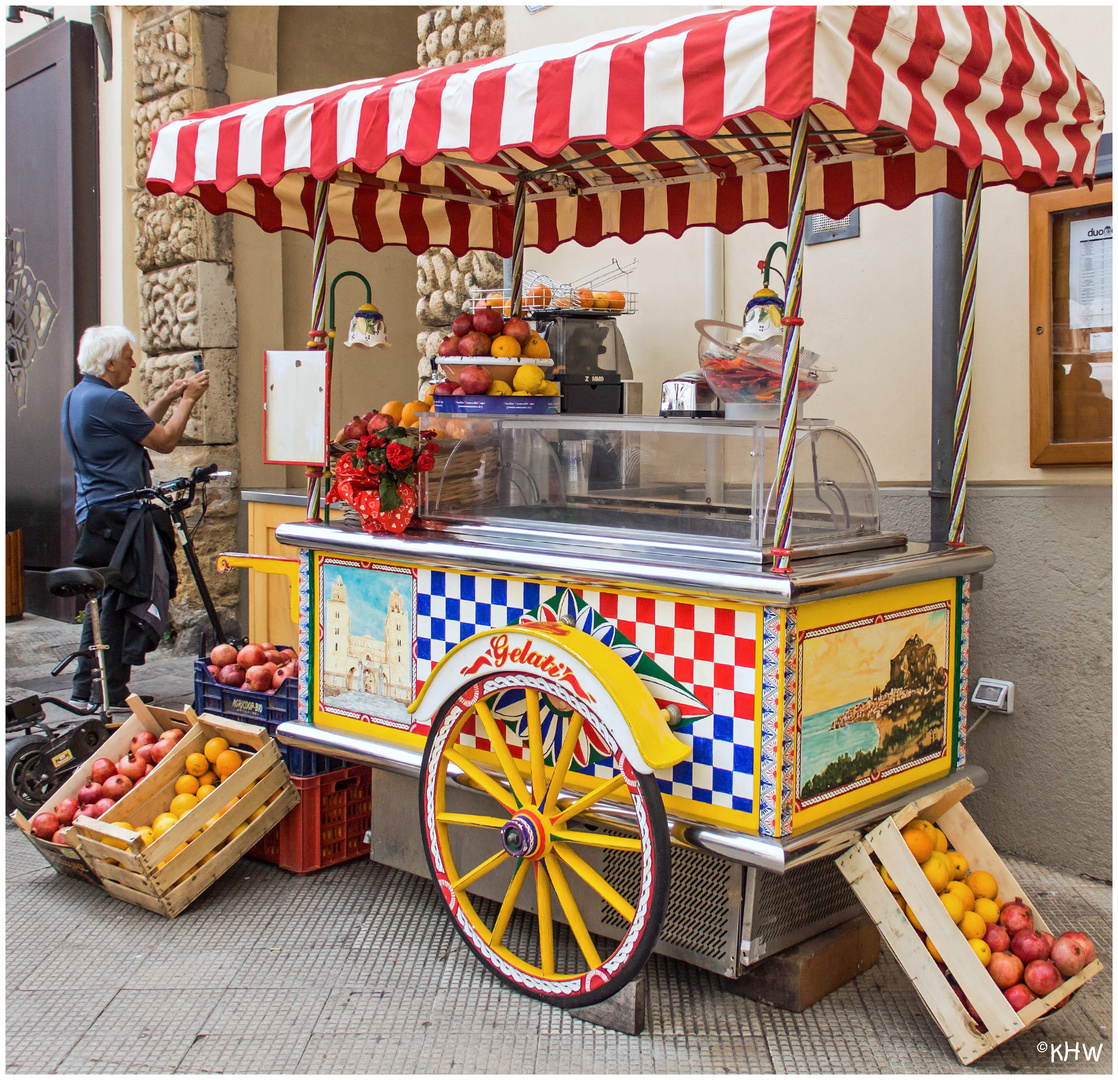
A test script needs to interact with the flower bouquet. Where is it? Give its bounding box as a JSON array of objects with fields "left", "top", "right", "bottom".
[{"left": 325, "top": 426, "right": 439, "bottom": 534}]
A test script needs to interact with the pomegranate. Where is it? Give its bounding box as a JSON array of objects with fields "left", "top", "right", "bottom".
[
  {"left": 273, "top": 667, "right": 292, "bottom": 690},
  {"left": 160, "top": 729, "right": 185, "bottom": 747},
  {"left": 216, "top": 663, "right": 245, "bottom": 687},
  {"left": 451, "top": 313, "right": 473, "bottom": 338},
  {"left": 1011, "top": 929, "right": 1051, "bottom": 964},
  {"left": 117, "top": 753, "right": 146, "bottom": 782},
  {"left": 432, "top": 380, "right": 459, "bottom": 396},
  {"left": 135, "top": 744, "right": 157, "bottom": 766},
  {"left": 50, "top": 829, "right": 69, "bottom": 846},
  {"left": 210, "top": 642, "right": 238, "bottom": 668},
  {"left": 437, "top": 335, "right": 462, "bottom": 357},
  {"left": 457, "top": 364, "right": 493, "bottom": 395},
  {"left": 341, "top": 416, "right": 367, "bottom": 442},
  {"left": 54, "top": 797, "right": 80, "bottom": 826},
  {"left": 1003, "top": 983, "right": 1036, "bottom": 1011},
  {"left": 983, "top": 923, "right": 1010, "bottom": 953},
  {"left": 237, "top": 643, "right": 267, "bottom": 670},
  {"left": 452, "top": 385, "right": 468, "bottom": 395},
  {"left": 149, "top": 741, "right": 172, "bottom": 765},
  {"left": 245, "top": 664, "right": 274, "bottom": 692},
  {"left": 206, "top": 664, "right": 219, "bottom": 677},
  {"left": 1024, "top": 959, "right": 1063, "bottom": 997},
  {"left": 29, "top": 811, "right": 60, "bottom": 840},
  {"left": 1050, "top": 934, "right": 1089, "bottom": 977},
  {"left": 987, "top": 951, "right": 1024, "bottom": 990},
  {"left": 89, "top": 757, "right": 117, "bottom": 785},
  {"left": 1060, "top": 931, "right": 1096, "bottom": 965},
  {"left": 78, "top": 782, "right": 103, "bottom": 806},
  {"left": 456, "top": 331, "right": 492, "bottom": 357},
  {"left": 502, "top": 317, "right": 532, "bottom": 346},
  {"left": 144, "top": 763, "right": 153, "bottom": 775},
  {"left": 999, "top": 901, "right": 1034, "bottom": 936},
  {"left": 366, "top": 413, "right": 393, "bottom": 432},
  {"left": 130, "top": 731, "right": 157, "bottom": 753},
  {"left": 472, "top": 307, "right": 503, "bottom": 337},
  {"left": 264, "top": 650, "right": 285, "bottom": 666},
  {"left": 279, "top": 648, "right": 297, "bottom": 662},
  {"left": 90, "top": 797, "right": 116, "bottom": 818},
  {"left": 102, "top": 774, "right": 133, "bottom": 800}
]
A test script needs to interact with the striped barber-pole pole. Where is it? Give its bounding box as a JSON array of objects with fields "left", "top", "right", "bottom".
[
  {"left": 509, "top": 179, "right": 526, "bottom": 318},
  {"left": 306, "top": 180, "right": 330, "bottom": 523},
  {"left": 949, "top": 167, "right": 982, "bottom": 546},
  {"left": 771, "top": 113, "right": 809, "bottom": 574}
]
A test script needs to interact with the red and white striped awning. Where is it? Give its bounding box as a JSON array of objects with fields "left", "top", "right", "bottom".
[{"left": 146, "top": 5, "right": 1104, "bottom": 256}]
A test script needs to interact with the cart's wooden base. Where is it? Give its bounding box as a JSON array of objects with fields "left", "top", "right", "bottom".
[
  {"left": 570, "top": 970, "right": 647, "bottom": 1035},
  {"left": 720, "top": 912, "right": 879, "bottom": 1012}
]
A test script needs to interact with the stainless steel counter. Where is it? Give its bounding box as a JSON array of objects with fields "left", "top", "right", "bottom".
[
  {"left": 241, "top": 487, "right": 309, "bottom": 507},
  {"left": 275, "top": 519, "right": 994, "bottom": 606}
]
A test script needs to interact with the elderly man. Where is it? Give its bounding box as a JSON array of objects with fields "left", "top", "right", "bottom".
[{"left": 62, "top": 325, "right": 210, "bottom": 708}]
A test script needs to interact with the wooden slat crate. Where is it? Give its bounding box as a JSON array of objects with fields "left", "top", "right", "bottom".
[
  {"left": 837, "top": 777, "right": 1103, "bottom": 1065},
  {"left": 70, "top": 713, "right": 298, "bottom": 917}
]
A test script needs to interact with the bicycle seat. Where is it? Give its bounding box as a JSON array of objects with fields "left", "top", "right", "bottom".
[{"left": 46, "top": 566, "right": 120, "bottom": 600}]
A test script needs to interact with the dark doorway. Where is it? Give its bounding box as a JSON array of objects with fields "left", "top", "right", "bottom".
[{"left": 6, "top": 19, "right": 100, "bottom": 621}]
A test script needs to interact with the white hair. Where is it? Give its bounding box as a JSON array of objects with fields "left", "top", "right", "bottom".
[{"left": 76, "top": 325, "right": 136, "bottom": 377}]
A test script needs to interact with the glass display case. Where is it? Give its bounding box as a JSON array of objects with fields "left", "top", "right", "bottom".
[{"left": 417, "top": 414, "right": 902, "bottom": 563}]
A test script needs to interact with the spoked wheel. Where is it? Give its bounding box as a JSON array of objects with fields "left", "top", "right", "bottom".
[
  {"left": 419, "top": 673, "right": 671, "bottom": 1008},
  {"left": 5, "top": 734, "right": 55, "bottom": 816}
]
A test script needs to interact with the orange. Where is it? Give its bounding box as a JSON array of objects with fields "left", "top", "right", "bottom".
[
  {"left": 940, "top": 892, "right": 965, "bottom": 925},
  {"left": 945, "top": 880, "right": 976, "bottom": 912},
  {"left": 926, "top": 937, "right": 944, "bottom": 962},
  {"left": 169, "top": 792, "right": 199, "bottom": 818},
  {"left": 959, "top": 911, "right": 986, "bottom": 941},
  {"left": 152, "top": 812, "right": 179, "bottom": 839},
  {"left": 965, "top": 870, "right": 998, "bottom": 901},
  {"left": 902, "top": 826, "right": 934, "bottom": 864},
  {"left": 947, "top": 851, "right": 968, "bottom": 880},
  {"left": 605, "top": 290, "right": 626, "bottom": 311},
  {"left": 904, "top": 903, "right": 924, "bottom": 933},
  {"left": 229, "top": 823, "right": 249, "bottom": 841},
  {"left": 524, "top": 283, "right": 552, "bottom": 310},
  {"left": 973, "top": 898, "right": 1000, "bottom": 926},
  {"left": 196, "top": 784, "right": 217, "bottom": 801},
  {"left": 575, "top": 287, "right": 594, "bottom": 309},
  {"left": 591, "top": 291, "right": 610, "bottom": 309},
  {"left": 480, "top": 292, "right": 504, "bottom": 310},
  {"left": 214, "top": 749, "right": 242, "bottom": 780},
  {"left": 204, "top": 737, "right": 230, "bottom": 764},
  {"left": 921, "top": 855, "right": 952, "bottom": 894},
  {"left": 878, "top": 863, "right": 901, "bottom": 893},
  {"left": 249, "top": 804, "right": 269, "bottom": 822},
  {"left": 201, "top": 815, "right": 220, "bottom": 831},
  {"left": 380, "top": 401, "right": 405, "bottom": 425},
  {"left": 931, "top": 827, "right": 949, "bottom": 854},
  {"left": 135, "top": 826, "right": 154, "bottom": 847},
  {"left": 220, "top": 800, "right": 238, "bottom": 816},
  {"left": 185, "top": 752, "right": 210, "bottom": 777},
  {"left": 489, "top": 334, "right": 522, "bottom": 358},
  {"left": 197, "top": 771, "right": 217, "bottom": 787},
  {"left": 908, "top": 817, "right": 937, "bottom": 839},
  {"left": 522, "top": 331, "right": 551, "bottom": 360},
  {"left": 423, "top": 386, "right": 436, "bottom": 406},
  {"left": 969, "top": 939, "right": 992, "bottom": 966},
  {"left": 175, "top": 774, "right": 200, "bottom": 796},
  {"left": 201, "top": 849, "right": 218, "bottom": 865},
  {"left": 400, "top": 400, "right": 430, "bottom": 427},
  {"left": 104, "top": 822, "right": 133, "bottom": 850}
]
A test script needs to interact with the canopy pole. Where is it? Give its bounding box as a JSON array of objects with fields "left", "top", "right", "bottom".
[
  {"left": 306, "top": 179, "right": 330, "bottom": 524},
  {"left": 949, "top": 167, "right": 981, "bottom": 546},
  {"left": 771, "top": 113, "right": 809, "bottom": 574},
  {"left": 510, "top": 178, "right": 526, "bottom": 317}
]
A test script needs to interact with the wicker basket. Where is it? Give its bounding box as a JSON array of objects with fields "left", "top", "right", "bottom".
[{"left": 424, "top": 434, "right": 501, "bottom": 510}]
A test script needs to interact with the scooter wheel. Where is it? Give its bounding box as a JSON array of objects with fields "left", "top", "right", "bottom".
[{"left": 5, "top": 734, "right": 54, "bottom": 816}]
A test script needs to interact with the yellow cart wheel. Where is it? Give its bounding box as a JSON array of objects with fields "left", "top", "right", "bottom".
[{"left": 419, "top": 673, "right": 671, "bottom": 1008}]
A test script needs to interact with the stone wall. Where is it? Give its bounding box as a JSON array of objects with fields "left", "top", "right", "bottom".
[
  {"left": 414, "top": 7, "right": 506, "bottom": 398},
  {"left": 132, "top": 6, "right": 241, "bottom": 647}
]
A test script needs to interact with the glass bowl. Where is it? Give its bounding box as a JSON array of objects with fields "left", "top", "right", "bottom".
[{"left": 696, "top": 320, "right": 830, "bottom": 405}]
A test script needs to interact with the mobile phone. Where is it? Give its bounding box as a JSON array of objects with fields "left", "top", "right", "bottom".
[{"left": 193, "top": 353, "right": 204, "bottom": 373}]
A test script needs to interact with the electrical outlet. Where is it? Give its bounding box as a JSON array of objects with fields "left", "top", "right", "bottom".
[{"left": 971, "top": 678, "right": 1014, "bottom": 714}]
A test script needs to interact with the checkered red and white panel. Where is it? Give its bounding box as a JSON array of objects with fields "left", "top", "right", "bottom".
[{"left": 415, "top": 569, "right": 758, "bottom": 814}]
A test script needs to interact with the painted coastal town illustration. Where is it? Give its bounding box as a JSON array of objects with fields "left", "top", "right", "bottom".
[
  {"left": 320, "top": 562, "right": 414, "bottom": 724},
  {"left": 796, "top": 605, "right": 951, "bottom": 804}
]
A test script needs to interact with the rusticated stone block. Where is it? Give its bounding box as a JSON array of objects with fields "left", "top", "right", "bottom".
[
  {"left": 133, "top": 86, "right": 229, "bottom": 184},
  {"left": 140, "top": 262, "right": 237, "bottom": 356},
  {"left": 138, "top": 348, "right": 238, "bottom": 446},
  {"left": 134, "top": 7, "right": 228, "bottom": 103},
  {"left": 133, "top": 191, "right": 233, "bottom": 271}
]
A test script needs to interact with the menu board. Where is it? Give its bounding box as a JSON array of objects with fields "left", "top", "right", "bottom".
[
  {"left": 1068, "top": 217, "right": 1113, "bottom": 330},
  {"left": 263, "top": 350, "right": 330, "bottom": 465}
]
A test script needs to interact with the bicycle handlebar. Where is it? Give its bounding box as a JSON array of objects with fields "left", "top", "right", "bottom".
[{"left": 112, "top": 465, "right": 228, "bottom": 506}]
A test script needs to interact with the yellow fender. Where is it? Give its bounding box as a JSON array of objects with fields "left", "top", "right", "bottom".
[{"left": 409, "top": 622, "right": 689, "bottom": 775}]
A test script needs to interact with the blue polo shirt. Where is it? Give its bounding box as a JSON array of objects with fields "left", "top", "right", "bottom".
[{"left": 62, "top": 375, "right": 156, "bottom": 524}]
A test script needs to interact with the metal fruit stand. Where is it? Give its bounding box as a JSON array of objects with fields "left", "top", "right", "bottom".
[{"left": 146, "top": 3, "right": 1104, "bottom": 1038}]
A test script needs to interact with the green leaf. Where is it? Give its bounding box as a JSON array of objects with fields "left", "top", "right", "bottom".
[{"left": 379, "top": 476, "right": 402, "bottom": 512}]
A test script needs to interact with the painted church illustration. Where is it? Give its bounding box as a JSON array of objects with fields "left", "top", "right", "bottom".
[{"left": 322, "top": 575, "right": 412, "bottom": 703}]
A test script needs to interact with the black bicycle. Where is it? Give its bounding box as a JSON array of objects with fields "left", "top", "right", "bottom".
[{"left": 5, "top": 464, "right": 233, "bottom": 814}]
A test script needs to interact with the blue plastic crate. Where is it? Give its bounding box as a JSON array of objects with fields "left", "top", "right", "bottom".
[{"left": 193, "top": 659, "right": 347, "bottom": 777}]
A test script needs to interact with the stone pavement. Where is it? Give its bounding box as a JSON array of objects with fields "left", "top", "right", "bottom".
[{"left": 5, "top": 614, "right": 1112, "bottom": 1074}]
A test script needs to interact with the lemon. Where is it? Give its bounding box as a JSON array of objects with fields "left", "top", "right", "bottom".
[
  {"left": 968, "top": 939, "right": 992, "bottom": 966},
  {"left": 945, "top": 880, "right": 976, "bottom": 912},
  {"left": 926, "top": 937, "right": 944, "bottom": 962},
  {"left": 921, "top": 855, "right": 952, "bottom": 894},
  {"left": 229, "top": 823, "right": 249, "bottom": 841},
  {"left": 487, "top": 380, "right": 512, "bottom": 396},
  {"left": 169, "top": 792, "right": 199, "bottom": 818},
  {"left": 878, "top": 863, "right": 901, "bottom": 893},
  {"left": 135, "top": 826, "right": 154, "bottom": 847},
  {"left": 539, "top": 379, "right": 560, "bottom": 397},
  {"left": 511, "top": 390, "right": 530, "bottom": 396},
  {"left": 973, "top": 897, "right": 1000, "bottom": 926},
  {"left": 908, "top": 817, "right": 936, "bottom": 838},
  {"left": 931, "top": 827, "right": 949, "bottom": 853},
  {"left": 965, "top": 870, "right": 999, "bottom": 900},
  {"left": 959, "top": 910, "right": 986, "bottom": 941},
  {"left": 152, "top": 812, "right": 179, "bottom": 839},
  {"left": 940, "top": 891, "right": 965, "bottom": 924},
  {"left": 512, "top": 364, "right": 546, "bottom": 393},
  {"left": 947, "top": 850, "right": 968, "bottom": 880}
]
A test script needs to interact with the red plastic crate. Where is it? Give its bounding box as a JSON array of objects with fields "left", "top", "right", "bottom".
[{"left": 248, "top": 765, "right": 372, "bottom": 875}]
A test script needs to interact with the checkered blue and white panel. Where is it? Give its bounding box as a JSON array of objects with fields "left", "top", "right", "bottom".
[{"left": 416, "top": 570, "right": 759, "bottom": 815}]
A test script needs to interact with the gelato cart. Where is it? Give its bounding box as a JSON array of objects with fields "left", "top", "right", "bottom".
[{"left": 145, "top": 6, "right": 1103, "bottom": 1011}]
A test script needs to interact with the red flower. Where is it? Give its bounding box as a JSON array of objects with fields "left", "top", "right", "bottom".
[
  {"left": 416, "top": 451, "right": 436, "bottom": 472},
  {"left": 386, "top": 442, "right": 414, "bottom": 470}
]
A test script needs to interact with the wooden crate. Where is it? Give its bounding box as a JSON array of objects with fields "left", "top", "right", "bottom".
[
  {"left": 837, "top": 778, "right": 1103, "bottom": 1065},
  {"left": 9, "top": 697, "right": 191, "bottom": 883},
  {"left": 69, "top": 713, "right": 298, "bottom": 917}
]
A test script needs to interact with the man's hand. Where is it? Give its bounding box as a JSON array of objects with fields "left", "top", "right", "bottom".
[{"left": 182, "top": 369, "right": 210, "bottom": 403}]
